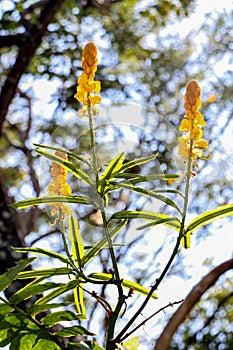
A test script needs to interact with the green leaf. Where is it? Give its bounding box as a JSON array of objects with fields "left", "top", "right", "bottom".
[
  {"left": 101, "top": 152, "right": 125, "bottom": 180},
  {"left": 69, "top": 216, "right": 84, "bottom": 268},
  {"left": 33, "top": 143, "right": 90, "bottom": 166},
  {"left": 0, "top": 258, "right": 36, "bottom": 292},
  {"left": 81, "top": 220, "right": 128, "bottom": 266},
  {"left": 9, "top": 281, "right": 60, "bottom": 305},
  {"left": 17, "top": 267, "right": 73, "bottom": 279},
  {"left": 118, "top": 153, "right": 158, "bottom": 172},
  {"left": 55, "top": 325, "right": 95, "bottom": 337},
  {"left": 0, "top": 303, "right": 14, "bottom": 320},
  {"left": 27, "top": 302, "right": 71, "bottom": 314},
  {"left": 115, "top": 173, "right": 180, "bottom": 184},
  {"left": 181, "top": 232, "right": 191, "bottom": 249},
  {"left": 185, "top": 203, "right": 233, "bottom": 234},
  {"left": 35, "top": 149, "right": 94, "bottom": 185},
  {"left": 31, "top": 338, "right": 62, "bottom": 350},
  {"left": 41, "top": 310, "right": 85, "bottom": 326},
  {"left": 136, "top": 217, "right": 181, "bottom": 230},
  {"left": 73, "top": 284, "right": 86, "bottom": 316},
  {"left": 0, "top": 326, "right": 14, "bottom": 347},
  {"left": 14, "top": 247, "right": 69, "bottom": 264},
  {"left": 98, "top": 152, "right": 125, "bottom": 196},
  {"left": 12, "top": 195, "right": 92, "bottom": 209},
  {"left": 11, "top": 331, "right": 37, "bottom": 350},
  {"left": 88, "top": 273, "right": 158, "bottom": 299},
  {"left": 123, "top": 336, "right": 140, "bottom": 350},
  {"left": 35, "top": 280, "right": 78, "bottom": 305},
  {"left": 111, "top": 211, "right": 181, "bottom": 230},
  {"left": 68, "top": 216, "right": 86, "bottom": 316},
  {"left": 111, "top": 181, "right": 182, "bottom": 214}
]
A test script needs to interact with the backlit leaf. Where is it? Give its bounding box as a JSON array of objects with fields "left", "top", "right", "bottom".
[
  {"left": 35, "top": 149, "right": 94, "bottom": 185},
  {"left": 185, "top": 203, "right": 233, "bottom": 234},
  {"left": 12, "top": 195, "right": 92, "bottom": 209},
  {"left": 81, "top": 220, "right": 128, "bottom": 266},
  {"left": 0, "top": 258, "right": 36, "bottom": 292},
  {"left": 88, "top": 273, "right": 158, "bottom": 299}
]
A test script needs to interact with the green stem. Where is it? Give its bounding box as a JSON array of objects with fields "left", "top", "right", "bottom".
[
  {"left": 87, "top": 101, "right": 125, "bottom": 344},
  {"left": 114, "top": 142, "right": 194, "bottom": 345}
]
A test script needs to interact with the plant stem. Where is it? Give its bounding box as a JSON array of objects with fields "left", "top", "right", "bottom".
[
  {"left": 87, "top": 103, "right": 125, "bottom": 345},
  {"left": 114, "top": 143, "right": 194, "bottom": 344}
]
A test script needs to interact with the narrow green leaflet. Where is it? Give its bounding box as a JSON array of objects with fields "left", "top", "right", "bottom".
[
  {"left": 33, "top": 143, "right": 90, "bottom": 166},
  {"left": 12, "top": 195, "right": 92, "bottom": 209},
  {"left": 41, "top": 310, "right": 85, "bottom": 326},
  {"left": 69, "top": 216, "right": 84, "bottom": 268},
  {"left": 185, "top": 203, "right": 233, "bottom": 234},
  {"left": 136, "top": 217, "right": 181, "bottom": 230},
  {"left": 81, "top": 220, "right": 128, "bottom": 266},
  {"left": 111, "top": 181, "right": 182, "bottom": 214},
  {"left": 101, "top": 152, "right": 125, "bottom": 180},
  {"left": 88, "top": 273, "right": 157, "bottom": 299},
  {"left": 35, "top": 149, "right": 94, "bottom": 185},
  {"left": 55, "top": 325, "right": 95, "bottom": 337},
  {"left": 35, "top": 280, "right": 78, "bottom": 305},
  {"left": 181, "top": 232, "right": 191, "bottom": 249},
  {"left": 18, "top": 267, "right": 73, "bottom": 279},
  {"left": 115, "top": 173, "right": 180, "bottom": 184},
  {"left": 0, "top": 257, "right": 36, "bottom": 292},
  {"left": 27, "top": 302, "right": 71, "bottom": 314},
  {"left": 111, "top": 211, "right": 181, "bottom": 230},
  {"left": 118, "top": 153, "right": 158, "bottom": 173},
  {"left": 9, "top": 281, "right": 61, "bottom": 305},
  {"left": 74, "top": 285, "right": 86, "bottom": 316},
  {"left": 0, "top": 304, "right": 14, "bottom": 320},
  {"left": 98, "top": 152, "right": 125, "bottom": 196},
  {"left": 15, "top": 247, "right": 69, "bottom": 264},
  {"left": 68, "top": 216, "right": 86, "bottom": 316}
]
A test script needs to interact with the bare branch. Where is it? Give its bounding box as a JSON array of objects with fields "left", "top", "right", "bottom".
[
  {"left": 0, "top": 0, "right": 66, "bottom": 136},
  {"left": 153, "top": 258, "right": 233, "bottom": 350},
  {"left": 120, "top": 299, "right": 184, "bottom": 343}
]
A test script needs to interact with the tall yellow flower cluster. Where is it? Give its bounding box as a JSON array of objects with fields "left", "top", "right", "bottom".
[
  {"left": 74, "top": 42, "right": 102, "bottom": 117},
  {"left": 47, "top": 151, "right": 72, "bottom": 218},
  {"left": 178, "top": 80, "right": 208, "bottom": 168}
]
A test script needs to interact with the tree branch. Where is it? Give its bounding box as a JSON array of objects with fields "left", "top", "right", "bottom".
[
  {"left": 153, "top": 258, "right": 233, "bottom": 350},
  {"left": 0, "top": 0, "right": 66, "bottom": 136},
  {"left": 0, "top": 34, "right": 25, "bottom": 48}
]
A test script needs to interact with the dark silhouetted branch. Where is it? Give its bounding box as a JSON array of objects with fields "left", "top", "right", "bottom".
[{"left": 0, "top": 0, "right": 66, "bottom": 135}]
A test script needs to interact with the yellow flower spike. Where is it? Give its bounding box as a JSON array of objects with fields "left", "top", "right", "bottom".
[
  {"left": 74, "top": 42, "right": 102, "bottom": 117},
  {"left": 179, "top": 80, "right": 209, "bottom": 168}
]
